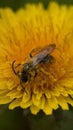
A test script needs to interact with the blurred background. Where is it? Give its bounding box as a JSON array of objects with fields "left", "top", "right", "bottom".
[
  {"left": 0, "top": 0, "right": 73, "bottom": 130},
  {"left": 0, "top": 0, "right": 73, "bottom": 10}
]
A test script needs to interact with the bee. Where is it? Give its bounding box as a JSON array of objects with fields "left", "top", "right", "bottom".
[{"left": 12, "top": 44, "right": 56, "bottom": 90}]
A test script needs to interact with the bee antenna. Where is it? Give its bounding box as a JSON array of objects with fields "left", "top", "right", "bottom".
[{"left": 12, "top": 60, "right": 17, "bottom": 75}]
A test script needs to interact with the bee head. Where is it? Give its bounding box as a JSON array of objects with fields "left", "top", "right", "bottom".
[
  {"left": 23, "top": 62, "right": 32, "bottom": 71},
  {"left": 23, "top": 63, "right": 29, "bottom": 71}
]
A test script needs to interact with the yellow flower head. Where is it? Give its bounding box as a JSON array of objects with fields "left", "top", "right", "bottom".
[{"left": 0, "top": 2, "right": 73, "bottom": 115}]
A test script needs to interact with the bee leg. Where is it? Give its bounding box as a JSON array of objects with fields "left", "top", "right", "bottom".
[
  {"left": 30, "top": 53, "right": 33, "bottom": 58},
  {"left": 20, "top": 79, "right": 25, "bottom": 91},
  {"left": 30, "top": 47, "right": 42, "bottom": 57},
  {"left": 34, "top": 70, "right": 37, "bottom": 78},
  {"left": 20, "top": 80, "right": 28, "bottom": 94},
  {"left": 30, "top": 49, "right": 37, "bottom": 57},
  {"left": 32, "top": 69, "right": 37, "bottom": 78}
]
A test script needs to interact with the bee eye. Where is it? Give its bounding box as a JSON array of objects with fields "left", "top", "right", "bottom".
[{"left": 21, "top": 70, "right": 28, "bottom": 82}]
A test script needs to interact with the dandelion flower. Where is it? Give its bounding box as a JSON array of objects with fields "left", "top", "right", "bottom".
[{"left": 0, "top": 2, "right": 73, "bottom": 115}]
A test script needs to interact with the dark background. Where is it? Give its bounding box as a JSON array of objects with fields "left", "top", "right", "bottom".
[
  {"left": 0, "top": 0, "right": 73, "bottom": 10},
  {"left": 0, "top": 0, "right": 73, "bottom": 130}
]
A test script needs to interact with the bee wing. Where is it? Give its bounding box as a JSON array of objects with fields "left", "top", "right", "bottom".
[
  {"left": 30, "top": 44, "right": 56, "bottom": 57},
  {"left": 30, "top": 44, "right": 56, "bottom": 67},
  {"left": 42, "top": 44, "right": 56, "bottom": 54}
]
